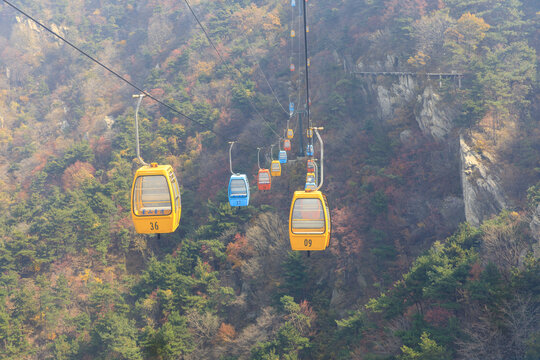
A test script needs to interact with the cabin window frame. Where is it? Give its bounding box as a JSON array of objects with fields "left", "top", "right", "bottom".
[
  {"left": 291, "top": 197, "right": 326, "bottom": 235},
  {"left": 230, "top": 178, "right": 248, "bottom": 197},
  {"left": 132, "top": 175, "right": 173, "bottom": 217}
]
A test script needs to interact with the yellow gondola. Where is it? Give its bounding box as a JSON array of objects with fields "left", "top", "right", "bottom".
[
  {"left": 287, "top": 128, "right": 294, "bottom": 139},
  {"left": 289, "top": 190, "right": 330, "bottom": 251},
  {"left": 271, "top": 160, "right": 282, "bottom": 177},
  {"left": 131, "top": 163, "right": 181, "bottom": 234}
]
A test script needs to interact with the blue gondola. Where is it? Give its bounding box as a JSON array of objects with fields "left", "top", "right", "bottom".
[
  {"left": 228, "top": 174, "right": 250, "bottom": 207},
  {"left": 279, "top": 150, "right": 287, "bottom": 164},
  {"left": 306, "top": 144, "right": 314, "bottom": 156},
  {"left": 228, "top": 142, "right": 250, "bottom": 207}
]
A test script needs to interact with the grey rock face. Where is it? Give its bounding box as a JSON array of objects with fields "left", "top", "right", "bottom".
[
  {"left": 415, "top": 86, "right": 456, "bottom": 140},
  {"left": 375, "top": 75, "right": 417, "bottom": 120},
  {"left": 460, "top": 135, "right": 507, "bottom": 226},
  {"left": 373, "top": 80, "right": 455, "bottom": 141}
]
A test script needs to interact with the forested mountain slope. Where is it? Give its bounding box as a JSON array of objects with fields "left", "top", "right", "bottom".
[{"left": 0, "top": 0, "right": 538, "bottom": 359}]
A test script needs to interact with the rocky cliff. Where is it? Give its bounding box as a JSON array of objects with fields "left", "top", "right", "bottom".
[
  {"left": 460, "top": 135, "right": 507, "bottom": 226},
  {"left": 415, "top": 86, "right": 456, "bottom": 141},
  {"left": 361, "top": 68, "right": 512, "bottom": 227}
]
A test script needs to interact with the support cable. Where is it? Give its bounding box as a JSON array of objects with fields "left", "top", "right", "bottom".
[
  {"left": 133, "top": 94, "right": 148, "bottom": 166},
  {"left": 301, "top": 0, "right": 313, "bottom": 154},
  {"left": 182, "top": 0, "right": 283, "bottom": 137},
  {"left": 247, "top": 48, "right": 289, "bottom": 116},
  {"left": 229, "top": 141, "right": 236, "bottom": 175}
]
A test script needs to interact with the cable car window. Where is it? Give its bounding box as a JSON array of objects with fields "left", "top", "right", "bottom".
[
  {"left": 272, "top": 163, "right": 280, "bottom": 171},
  {"left": 291, "top": 198, "right": 325, "bottom": 234},
  {"left": 133, "top": 175, "right": 172, "bottom": 216},
  {"left": 323, "top": 195, "right": 330, "bottom": 229},
  {"left": 230, "top": 179, "right": 247, "bottom": 196},
  {"left": 170, "top": 172, "right": 181, "bottom": 212},
  {"left": 259, "top": 172, "right": 270, "bottom": 184}
]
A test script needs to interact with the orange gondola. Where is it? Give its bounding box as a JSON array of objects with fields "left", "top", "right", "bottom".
[
  {"left": 258, "top": 169, "right": 271, "bottom": 190},
  {"left": 284, "top": 139, "right": 291, "bottom": 151}
]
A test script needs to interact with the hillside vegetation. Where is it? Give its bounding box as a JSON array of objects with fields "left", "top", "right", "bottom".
[{"left": 0, "top": 0, "right": 538, "bottom": 359}]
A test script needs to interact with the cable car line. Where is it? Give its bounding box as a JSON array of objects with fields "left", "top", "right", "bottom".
[{"left": 181, "top": 0, "right": 225, "bottom": 64}]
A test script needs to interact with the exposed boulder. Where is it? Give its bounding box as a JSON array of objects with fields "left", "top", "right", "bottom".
[
  {"left": 92, "top": 115, "right": 115, "bottom": 134},
  {"left": 399, "top": 129, "right": 415, "bottom": 147}
]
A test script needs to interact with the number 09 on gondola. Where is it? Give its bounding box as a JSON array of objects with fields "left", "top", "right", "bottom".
[{"left": 131, "top": 163, "right": 182, "bottom": 234}]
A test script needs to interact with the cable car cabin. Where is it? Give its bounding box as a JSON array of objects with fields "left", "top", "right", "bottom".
[
  {"left": 271, "top": 160, "right": 281, "bottom": 177},
  {"left": 279, "top": 150, "right": 287, "bottom": 164},
  {"left": 287, "top": 129, "right": 294, "bottom": 139},
  {"left": 131, "top": 164, "right": 181, "bottom": 234},
  {"left": 305, "top": 181, "right": 317, "bottom": 191},
  {"left": 228, "top": 174, "right": 250, "bottom": 207},
  {"left": 306, "top": 173, "right": 316, "bottom": 184},
  {"left": 283, "top": 139, "right": 291, "bottom": 151},
  {"left": 306, "top": 144, "right": 314, "bottom": 156},
  {"left": 307, "top": 128, "right": 313, "bottom": 139},
  {"left": 289, "top": 191, "right": 331, "bottom": 251},
  {"left": 307, "top": 160, "right": 315, "bottom": 173},
  {"left": 257, "top": 169, "right": 271, "bottom": 191}
]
